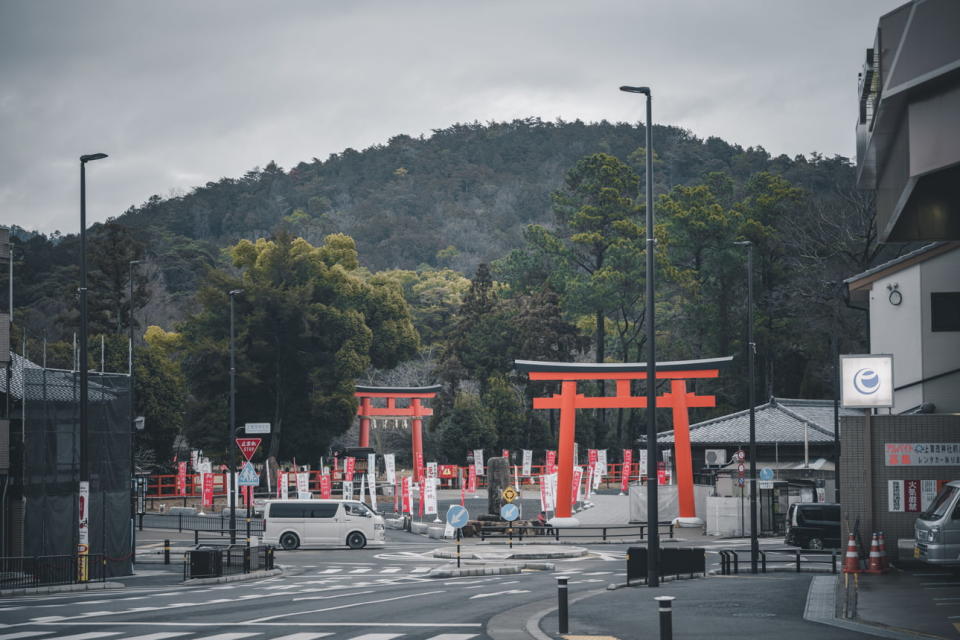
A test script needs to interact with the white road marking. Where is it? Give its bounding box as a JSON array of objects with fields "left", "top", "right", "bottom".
[
  {"left": 115, "top": 634, "right": 192, "bottom": 640},
  {"left": 426, "top": 635, "right": 478, "bottom": 640},
  {"left": 469, "top": 589, "right": 530, "bottom": 599},
  {"left": 0, "top": 633, "right": 55, "bottom": 640},
  {"left": 380, "top": 567, "right": 402, "bottom": 574},
  {"left": 44, "top": 634, "right": 122, "bottom": 640},
  {"left": 293, "top": 590, "right": 377, "bottom": 603},
  {"left": 410, "top": 567, "right": 432, "bottom": 573},
  {"left": 247, "top": 590, "right": 446, "bottom": 623},
  {"left": 348, "top": 569, "right": 372, "bottom": 574},
  {"left": 583, "top": 572, "right": 612, "bottom": 576},
  {"left": 33, "top": 622, "right": 481, "bottom": 629},
  {"left": 269, "top": 634, "right": 334, "bottom": 640},
  {"left": 346, "top": 635, "right": 403, "bottom": 640},
  {"left": 191, "top": 635, "right": 260, "bottom": 640}
]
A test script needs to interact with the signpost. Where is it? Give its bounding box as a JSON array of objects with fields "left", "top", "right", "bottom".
[
  {"left": 500, "top": 501, "right": 520, "bottom": 549},
  {"left": 446, "top": 505, "right": 470, "bottom": 568},
  {"left": 244, "top": 422, "right": 271, "bottom": 434},
  {"left": 237, "top": 461, "right": 259, "bottom": 486}
]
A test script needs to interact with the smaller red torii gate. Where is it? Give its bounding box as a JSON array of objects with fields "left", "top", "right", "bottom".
[
  {"left": 355, "top": 385, "right": 441, "bottom": 483},
  {"left": 515, "top": 357, "right": 732, "bottom": 524}
]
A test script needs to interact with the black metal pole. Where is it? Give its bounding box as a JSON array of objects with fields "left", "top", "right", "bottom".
[
  {"left": 656, "top": 596, "right": 675, "bottom": 640},
  {"left": 129, "top": 259, "right": 141, "bottom": 566},
  {"left": 229, "top": 290, "right": 239, "bottom": 545},
  {"left": 79, "top": 161, "right": 89, "bottom": 485},
  {"left": 557, "top": 576, "right": 569, "bottom": 634},
  {"left": 832, "top": 284, "right": 841, "bottom": 504},
  {"left": 745, "top": 243, "right": 758, "bottom": 573}
]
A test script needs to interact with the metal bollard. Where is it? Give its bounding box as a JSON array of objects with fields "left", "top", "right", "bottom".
[
  {"left": 163, "top": 539, "right": 170, "bottom": 565},
  {"left": 656, "top": 596, "right": 675, "bottom": 640},
  {"left": 557, "top": 576, "right": 569, "bottom": 634}
]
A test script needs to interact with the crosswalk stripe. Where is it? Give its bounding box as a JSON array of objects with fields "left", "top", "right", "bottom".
[
  {"left": 191, "top": 635, "right": 260, "bottom": 640},
  {"left": 346, "top": 635, "right": 404, "bottom": 640},
  {"left": 0, "top": 633, "right": 55, "bottom": 640},
  {"left": 116, "top": 633, "right": 192, "bottom": 640},
  {"left": 270, "top": 634, "right": 335, "bottom": 640},
  {"left": 45, "top": 634, "right": 122, "bottom": 640},
  {"left": 348, "top": 569, "right": 371, "bottom": 574},
  {"left": 425, "top": 635, "right": 478, "bottom": 640},
  {"left": 380, "top": 567, "right": 401, "bottom": 573},
  {"left": 410, "top": 567, "right": 431, "bottom": 573}
]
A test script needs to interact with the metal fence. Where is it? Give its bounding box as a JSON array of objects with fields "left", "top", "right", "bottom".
[
  {"left": 718, "top": 547, "right": 838, "bottom": 575},
  {"left": 141, "top": 513, "right": 265, "bottom": 536},
  {"left": 183, "top": 545, "right": 274, "bottom": 580},
  {"left": 0, "top": 554, "right": 107, "bottom": 590},
  {"left": 478, "top": 522, "right": 674, "bottom": 542}
]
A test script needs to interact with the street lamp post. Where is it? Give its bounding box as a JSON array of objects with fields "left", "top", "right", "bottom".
[
  {"left": 78, "top": 152, "right": 107, "bottom": 579},
  {"left": 128, "top": 258, "right": 143, "bottom": 565},
  {"left": 734, "top": 240, "right": 759, "bottom": 573},
  {"left": 228, "top": 289, "right": 243, "bottom": 545},
  {"left": 620, "top": 84, "right": 659, "bottom": 587}
]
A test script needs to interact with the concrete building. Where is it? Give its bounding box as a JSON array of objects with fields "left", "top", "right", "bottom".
[{"left": 856, "top": 0, "right": 960, "bottom": 242}]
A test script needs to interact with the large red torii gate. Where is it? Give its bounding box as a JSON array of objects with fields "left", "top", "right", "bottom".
[
  {"left": 515, "top": 357, "right": 733, "bottom": 525},
  {"left": 355, "top": 385, "right": 441, "bottom": 483}
]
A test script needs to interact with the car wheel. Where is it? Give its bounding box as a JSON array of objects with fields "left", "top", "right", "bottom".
[
  {"left": 347, "top": 531, "right": 367, "bottom": 550},
  {"left": 280, "top": 532, "right": 300, "bottom": 550},
  {"left": 808, "top": 537, "right": 824, "bottom": 550}
]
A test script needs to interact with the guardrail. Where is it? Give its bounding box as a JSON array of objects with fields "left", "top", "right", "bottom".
[
  {"left": 0, "top": 554, "right": 107, "bottom": 590},
  {"left": 718, "top": 547, "right": 838, "bottom": 575},
  {"left": 478, "top": 522, "right": 674, "bottom": 542},
  {"left": 141, "top": 513, "right": 265, "bottom": 536}
]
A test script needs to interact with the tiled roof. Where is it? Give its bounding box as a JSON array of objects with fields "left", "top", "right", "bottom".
[
  {"left": 658, "top": 397, "right": 863, "bottom": 445},
  {"left": 3, "top": 352, "right": 124, "bottom": 402}
]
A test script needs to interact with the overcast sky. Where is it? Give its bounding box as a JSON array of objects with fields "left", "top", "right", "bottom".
[{"left": 1, "top": 0, "right": 904, "bottom": 235}]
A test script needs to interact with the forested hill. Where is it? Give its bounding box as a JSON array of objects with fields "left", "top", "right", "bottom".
[{"left": 13, "top": 117, "right": 877, "bottom": 340}]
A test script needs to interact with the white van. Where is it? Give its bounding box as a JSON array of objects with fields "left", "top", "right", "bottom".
[
  {"left": 915, "top": 480, "right": 960, "bottom": 566},
  {"left": 262, "top": 499, "right": 385, "bottom": 550}
]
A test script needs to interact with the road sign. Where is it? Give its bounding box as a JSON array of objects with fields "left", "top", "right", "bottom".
[
  {"left": 500, "top": 503, "right": 520, "bottom": 521},
  {"left": 760, "top": 467, "right": 774, "bottom": 481},
  {"left": 237, "top": 461, "right": 260, "bottom": 486},
  {"left": 446, "top": 504, "right": 469, "bottom": 528},
  {"left": 501, "top": 486, "right": 519, "bottom": 503},
  {"left": 236, "top": 438, "right": 261, "bottom": 461},
  {"left": 737, "top": 450, "right": 745, "bottom": 461},
  {"left": 244, "top": 422, "right": 271, "bottom": 434}
]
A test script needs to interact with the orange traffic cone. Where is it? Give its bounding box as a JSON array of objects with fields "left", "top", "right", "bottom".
[
  {"left": 878, "top": 531, "right": 889, "bottom": 572},
  {"left": 867, "top": 532, "right": 883, "bottom": 573},
  {"left": 842, "top": 532, "right": 861, "bottom": 574}
]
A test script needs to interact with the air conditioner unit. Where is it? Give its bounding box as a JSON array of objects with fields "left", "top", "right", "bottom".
[{"left": 704, "top": 449, "right": 727, "bottom": 467}]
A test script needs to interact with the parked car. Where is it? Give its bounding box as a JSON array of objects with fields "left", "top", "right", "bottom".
[
  {"left": 915, "top": 480, "right": 960, "bottom": 566},
  {"left": 784, "top": 502, "right": 841, "bottom": 550}
]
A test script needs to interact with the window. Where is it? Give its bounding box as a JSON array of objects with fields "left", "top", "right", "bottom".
[
  {"left": 308, "top": 504, "right": 339, "bottom": 518},
  {"left": 269, "top": 503, "right": 304, "bottom": 518},
  {"left": 932, "top": 292, "right": 960, "bottom": 332}
]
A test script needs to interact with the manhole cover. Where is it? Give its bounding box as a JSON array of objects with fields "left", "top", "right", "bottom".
[{"left": 732, "top": 612, "right": 777, "bottom": 618}]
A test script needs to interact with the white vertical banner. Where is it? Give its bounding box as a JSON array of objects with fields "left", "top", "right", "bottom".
[
  {"left": 638, "top": 449, "right": 648, "bottom": 477},
  {"left": 922, "top": 480, "right": 939, "bottom": 511},
  {"left": 384, "top": 454, "right": 396, "bottom": 485},
  {"left": 296, "top": 472, "right": 309, "bottom": 495},
  {"left": 281, "top": 472, "right": 289, "bottom": 500},
  {"left": 368, "top": 472, "right": 378, "bottom": 511},
  {"left": 358, "top": 474, "right": 367, "bottom": 504},
  {"left": 342, "top": 480, "right": 353, "bottom": 501},
  {"left": 424, "top": 477, "right": 439, "bottom": 515},
  {"left": 592, "top": 462, "right": 602, "bottom": 490},
  {"left": 597, "top": 449, "right": 608, "bottom": 477},
  {"left": 539, "top": 475, "right": 549, "bottom": 512},
  {"left": 585, "top": 465, "right": 594, "bottom": 498},
  {"left": 514, "top": 464, "right": 520, "bottom": 490},
  {"left": 426, "top": 461, "right": 438, "bottom": 478},
  {"left": 367, "top": 453, "right": 377, "bottom": 479},
  {"left": 522, "top": 449, "right": 532, "bottom": 476},
  {"left": 888, "top": 480, "right": 904, "bottom": 512},
  {"left": 474, "top": 449, "right": 484, "bottom": 475},
  {"left": 548, "top": 473, "right": 558, "bottom": 511},
  {"left": 190, "top": 450, "right": 200, "bottom": 472},
  {"left": 573, "top": 442, "right": 579, "bottom": 466}
]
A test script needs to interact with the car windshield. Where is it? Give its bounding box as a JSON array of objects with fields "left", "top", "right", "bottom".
[{"left": 920, "top": 485, "right": 958, "bottom": 520}]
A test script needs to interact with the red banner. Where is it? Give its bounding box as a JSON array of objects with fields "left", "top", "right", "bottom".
[
  {"left": 418, "top": 481, "right": 425, "bottom": 517},
  {"left": 572, "top": 467, "right": 584, "bottom": 506},
  {"left": 176, "top": 461, "right": 187, "bottom": 496},
  {"left": 468, "top": 463, "right": 477, "bottom": 493},
  {"left": 502, "top": 449, "right": 510, "bottom": 460},
  {"left": 588, "top": 449, "right": 598, "bottom": 467},
  {"left": 344, "top": 457, "right": 355, "bottom": 482},
  {"left": 621, "top": 449, "right": 633, "bottom": 493},
  {"left": 414, "top": 450, "right": 424, "bottom": 479},
  {"left": 401, "top": 477, "right": 412, "bottom": 514},
  {"left": 439, "top": 464, "right": 458, "bottom": 478},
  {"left": 545, "top": 450, "right": 556, "bottom": 474},
  {"left": 201, "top": 473, "right": 214, "bottom": 509},
  {"left": 657, "top": 461, "right": 669, "bottom": 485},
  {"left": 320, "top": 474, "right": 332, "bottom": 499}
]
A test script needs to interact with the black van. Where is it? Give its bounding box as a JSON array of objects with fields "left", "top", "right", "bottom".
[{"left": 784, "top": 503, "right": 841, "bottom": 550}]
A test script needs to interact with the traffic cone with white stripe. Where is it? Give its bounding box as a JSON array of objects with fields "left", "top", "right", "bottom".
[
  {"left": 842, "top": 532, "right": 861, "bottom": 574},
  {"left": 867, "top": 532, "right": 884, "bottom": 573},
  {"left": 878, "top": 531, "right": 890, "bottom": 572}
]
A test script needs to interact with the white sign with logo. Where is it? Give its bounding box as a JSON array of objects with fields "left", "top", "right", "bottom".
[
  {"left": 424, "top": 478, "right": 439, "bottom": 515},
  {"left": 638, "top": 449, "right": 648, "bottom": 477},
  {"left": 521, "top": 449, "right": 532, "bottom": 476},
  {"left": 840, "top": 354, "right": 894, "bottom": 408},
  {"left": 473, "top": 449, "right": 484, "bottom": 476}
]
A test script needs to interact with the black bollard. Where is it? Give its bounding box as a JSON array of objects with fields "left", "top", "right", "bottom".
[
  {"left": 656, "top": 596, "right": 675, "bottom": 640},
  {"left": 557, "top": 576, "right": 569, "bottom": 634},
  {"left": 163, "top": 539, "right": 170, "bottom": 565}
]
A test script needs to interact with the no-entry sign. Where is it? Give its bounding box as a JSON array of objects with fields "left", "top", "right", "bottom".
[{"left": 236, "top": 438, "right": 262, "bottom": 461}]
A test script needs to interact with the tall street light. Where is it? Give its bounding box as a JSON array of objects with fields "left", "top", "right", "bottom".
[
  {"left": 228, "top": 288, "right": 243, "bottom": 545},
  {"left": 734, "top": 240, "right": 758, "bottom": 573},
  {"left": 620, "top": 84, "right": 659, "bottom": 587},
  {"left": 78, "top": 152, "right": 107, "bottom": 581},
  {"left": 128, "top": 258, "right": 143, "bottom": 566}
]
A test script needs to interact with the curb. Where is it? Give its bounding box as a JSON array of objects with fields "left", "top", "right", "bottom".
[
  {"left": 429, "top": 562, "right": 554, "bottom": 578},
  {"left": 180, "top": 567, "right": 282, "bottom": 585},
  {"left": 0, "top": 581, "right": 125, "bottom": 596}
]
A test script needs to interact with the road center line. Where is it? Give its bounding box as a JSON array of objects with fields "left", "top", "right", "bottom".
[{"left": 246, "top": 590, "right": 447, "bottom": 623}]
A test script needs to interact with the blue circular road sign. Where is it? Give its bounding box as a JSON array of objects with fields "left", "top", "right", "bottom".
[
  {"left": 760, "top": 467, "right": 774, "bottom": 481},
  {"left": 446, "top": 504, "right": 470, "bottom": 528},
  {"left": 500, "top": 503, "right": 520, "bottom": 522}
]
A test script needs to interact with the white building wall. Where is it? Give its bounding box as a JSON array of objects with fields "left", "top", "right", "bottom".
[
  {"left": 870, "top": 265, "right": 923, "bottom": 412},
  {"left": 920, "top": 251, "right": 960, "bottom": 412}
]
